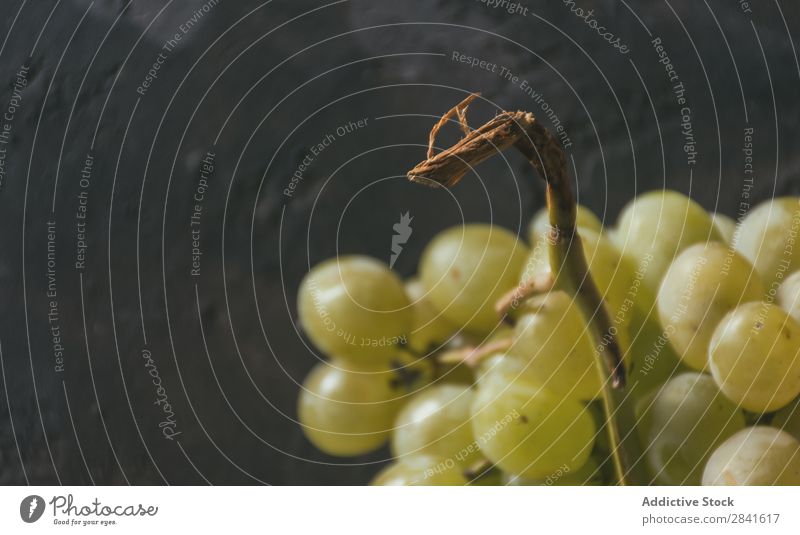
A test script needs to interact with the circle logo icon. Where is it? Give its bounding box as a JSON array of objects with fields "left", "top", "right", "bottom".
[{"left": 20, "top": 495, "right": 45, "bottom": 523}]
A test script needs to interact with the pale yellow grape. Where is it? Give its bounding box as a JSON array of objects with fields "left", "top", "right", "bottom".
[
  {"left": 657, "top": 242, "right": 764, "bottom": 370},
  {"left": 605, "top": 226, "right": 621, "bottom": 254},
  {"left": 298, "top": 361, "right": 402, "bottom": 456},
  {"left": 420, "top": 224, "right": 529, "bottom": 334},
  {"left": 712, "top": 213, "right": 737, "bottom": 243},
  {"left": 522, "top": 229, "right": 638, "bottom": 330},
  {"left": 634, "top": 387, "right": 658, "bottom": 445},
  {"left": 625, "top": 301, "right": 687, "bottom": 400},
  {"left": 434, "top": 361, "right": 476, "bottom": 386},
  {"left": 405, "top": 279, "right": 458, "bottom": 354},
  {"left": 772, "top": 397, "right": 800, "bottom": 441},
  {"left": 709, "top": 302, "right": 800, "bottom": 413},
  {"left": 777, "top": 270, "right": 800, "bottom": 323},
  {"left": 640, "top": 372, "right": 745, "bottom": 485},
  {"left": 734, "top": 197, "right": 800, "bottom": 287},
  {"left": 475, "top": 352, "right": 533, "bottom": 386},
  {"left": 528, "top": 204, "right": 602, "bottom": 243},
  {"left": 509, "top": 292, "right": 614, "bottom": 401},
  {"left": 371, "top": 455, "right": 467, "bottom": 485},
  {"left": 470, "top": 325, "right": 517, "bottom": 379},
  {"left": 391, "top": 384, "right": 478, "bottom": 467},
  {"left": 471, "top": 373, "right": 595, "bottom": 480},
  {"left": 702, "top": 426, "right": 800, "bottom": 485},
  {"left": 614, "top": 190, "right": 721, "bottom": 289},
  {"left": 468, "top": 469, "right": 504, "bottom": 486},
  {"left": 503, "top": 457, "right": 602, "bottom": 485},
  {"left": 297, "top": 256, "right": 411, "bottom": 362}
]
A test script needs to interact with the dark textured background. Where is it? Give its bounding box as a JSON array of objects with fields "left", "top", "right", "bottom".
[{"left": 0, "top": 0, "right": 798, "bottom": 485}]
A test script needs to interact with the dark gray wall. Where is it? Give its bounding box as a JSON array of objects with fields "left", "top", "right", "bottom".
[{"left": 0, "top": 0, "right": 798, "bottom": 484}]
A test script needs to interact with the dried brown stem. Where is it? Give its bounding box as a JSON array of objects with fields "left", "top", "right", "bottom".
[
  {"left": 406, "top": 94, "right": 643, "bottom": 486},
  {"left": 407, "top": 95, "right": 624, "bottom": 387}
]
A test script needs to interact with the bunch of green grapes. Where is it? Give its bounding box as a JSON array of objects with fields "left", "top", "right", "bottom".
[
  {"left": 295, "top": 194, "right": 800, "bottom": 486},
  {"left": 296, "top": 256, "right": 442, "bottom": 457},
  {"left": 649, "top": 196, "right": 800, "bottom": 485}
]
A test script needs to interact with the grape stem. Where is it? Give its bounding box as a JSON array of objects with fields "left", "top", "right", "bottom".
[
  {"left": 405, "top": 94, "right": 644, "bottom": 486},
  {"left": 495, "top": 272, "right": 556, "bottom": 319},
  {"left": 437, "top": 338, "right": 514, "bottom": 367}
]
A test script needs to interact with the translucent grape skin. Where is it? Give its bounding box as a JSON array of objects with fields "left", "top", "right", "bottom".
[
  {"left": 391, "top": 384, "right": 478, "bottom": 467},
  {"left": 528, "top": 204, "right": 602, "bottom": 243},
  {"left": 702, "top": 426, "right": 800, "bottom": 485},
  {"left": 712, "top": 213, "right": 737, "bottom": 243},
  {"left": 298, "top": 361, "right": 403, "bottom": 457},
  {"left": 734, "top": 197, "right": 800, "bottom": 288},
  {"left": 639, "top": 372, "right": 745, "bottom": 485},
  {"left": 405, "top": 278, "right": 457, "bottom": 354},
  {"left": 475, "top": 352, "right": 534, "bottom": 387},
  {"left": 657, "top": 242, "right": 764, "bottom": 371},
  {"left": 772, "top": 397, "right": 800, "bottom": 441},
  {"left": 470, "top": 372, "right": 595, "bottom": 480},
  {"left": 297, "top": 256, "right": 412, "bottom": 363},
  {"left": 420, "top": 224, "right": 529, "bottom": 335},
  {"left": 371, "top": 455, "right": 468, "bottom": 486},
  {"left": 508, "top": 291, "right": 614, "bottom": 401},
  {"left": 503, "top": 457, "right": 602, "bottom": 486},
  {"left": 614, "top": 190, "right": 722, "bottom": 289},
  {"left": 625, "top": 301, "right": 687, "bottom": 401},
  {"left": 777, "top": 270, "right": 800, "bottom": 323},
  {"left": 709, "top": 302, "right": 800, "bottom": 413},
  {"left": 634, "top": 387, "right": 658, "bottom": 446}
]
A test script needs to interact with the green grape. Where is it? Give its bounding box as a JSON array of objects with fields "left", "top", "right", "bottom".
[
  {"left": 445, "top": 331, "right": 485, "bottom": 349},
  {"left": 777, "top": 270, "right": 800, "bottom": 323},
  {"left": 633, "top": 387, "right": 658, "bottom": 445},
  {"left": 471, "top": 372, "right": 595, "bottom": 480},
  {"left": 522, "top": 228, "right": 639, "bottom": 330},
  {"left": 475, "top": 352, "right": 532, "bottom": 386},
  {"left": 639, "top": 372, "right": 746, "bottom": 485},
  {"left": 405, "top": 278, "right": 457, "bottom": 354},
  {"left": 712, "top": 213, "right": 737, "bottom": 243},
  {"left": 503, "top": 457, "right": 602, "bottom": 485},
  {"left": 702, "top": 426, "right": 800, "bottom": 485},
  {"left": 772, "top": 397, "right": 800, "bottom": 441},
  {"left": 434, "top": 362, "right": 476, "bottom": 386},
  {"left": 508, "top": 291, "right": 618, "bottom": 401},
  {"left": 709, "top": 302, "right": 800, "bottom": 413},
  {"left": 734, "top": 197, "right": 800, "bottom": 288},
  {"left": 614, "top": 190, "right": 721, "bottom": 289},
  {"left": 419, "top": 224, "right": 529, "bottom": 334},
  {"left": 528, "top": 204, "right": 602, "bottom": 243},
  {"left": 468, "top": 468, "right": 504, "bottom": 486},
  {"left": 625, "top": 302, "right": 686, "bottom": 401},
  {"left": 391, "top": 384, "right": 478, "bottom": 467},
  {"left": 297, "top": 256, "right": 412, "bottom": 363},
  {"left": 371, "top": 455, "right": 467, "bottom": 485},
  {"left": 657, "top": 242, "right": 764, "bottom": 370},
  {"left": 584, "top": 402, "right": 612, "bottom": 454},
  {"left": 475, "top": 324, "right": 515, "bottom": 351},
  {"left": 298, "top": 361, "right": 403, "bottom": 456},
  {"left": 468, "top": 325, "right": 516, "bottom": 378}
]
